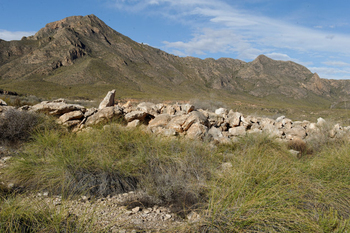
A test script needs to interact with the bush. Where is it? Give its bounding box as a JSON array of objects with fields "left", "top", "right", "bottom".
[{"left": 0, "top": 109, "right": 40, "bottom": 144}]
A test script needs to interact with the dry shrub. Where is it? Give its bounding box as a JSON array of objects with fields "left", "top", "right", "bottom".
[
  {"left": 0, "top": 109, "right": 41, "bottom": 144},
  {"left": 287, "top": 138, "right": 313, "bottom": 157}
]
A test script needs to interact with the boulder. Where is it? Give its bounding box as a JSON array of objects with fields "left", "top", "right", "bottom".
[
  {"left": 57, "top": 110, "right": 84, "bottom": 124},
  {"left": 137, "top": 102, "right": 159, "bottom": 115},
  {"left": 85, "top": 106, "right": 123, "bottom": 126},
  {"left": 186, "top": 122, "right": 208, "bottom": 139},
  {"left": 208, "top": 127, "right": 223, "bottom": 141},
  {"left": 225, "top": 111, "right": 241, "bottom": 127},
  {"left": 160, "top": 128, "right": 177, "bottom": 137},
  {"left": 182, "top": 111, "right": 209, "bottom": 131},
  {"left": 30, "top": 100, "right": 86, "bottom": 116},
  {"left": 329, "top": 124, "right": 343, "bottom": 138},
  {"left": 284, "top": 126, "right": 307, "bottom": 139},
  {"left": 317, "top": 117, "right": 326, "bottom": 126},
  {"left": 98, "top": 89, "right": 116, "bottom": 109},
  {"left": 84, "top": 108, "right": 98, "bottom": 118},
  {"left": 148, "top": 114, "right": 172, "bottom": 128},
  {"left": 215, "top": 108, "right": 228, "bottom": 116},
  {"left": 228, "top": 126, "right": 246, "bottom": 136},
  {"left": 127, "top": 119, "right": 141, "bottom": 128},
  {"left": 125, "top": 111, "right": 148, "bottom": 122},
  {"left": 181, "top": 104, "right": 195, "bottom": 114},
  {"left": 164, "top": 105, "right": 176, "bottom": 115},
  {"left": 275, "top": 116, "right": 285, "bottom": 122},
  {"left": 262, "top": 124, "right": 282, "bottom": 138},
  {"left": 167, "top": 115, "right": 189, "bottom": 133},
  {"left": 0, "top": 99, "right": 7, "bottom": 106}
]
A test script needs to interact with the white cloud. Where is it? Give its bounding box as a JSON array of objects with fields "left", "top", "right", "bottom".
[
  {"left": 113, "top": 0, "right": 350, "bottom": 58},
  {"left": 265, "top": 53, "right": 292, "bottom": 61},
  {"left": 0, "top": 30, "right": 35, "bottom": 41},
  {"left": 108, "top": 0, "right": 350, "bottom": 79},
  {"left": 322, "top": 61, "right": 350, "bottom": 67}
]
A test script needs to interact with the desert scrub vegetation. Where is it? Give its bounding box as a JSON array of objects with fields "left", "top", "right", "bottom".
[
  {"left": 2, "top": 117, "right": 350, "bottom": 231},
  {"left": 0, "top": 195, "right": 90, "bottom": 232},
  {"left": 5, "top": 124, "right": 217, "bottom": 209},
  {"left": 0, "top": 108, "right": 58, "bottom": 146},
  {"left": 201, "top": 134, "right": 350, "bottom": 232}
]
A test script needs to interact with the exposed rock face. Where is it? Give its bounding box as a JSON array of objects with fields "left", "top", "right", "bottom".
[{"left": 2, "top": 14, "right": 350, "bottom": 106}]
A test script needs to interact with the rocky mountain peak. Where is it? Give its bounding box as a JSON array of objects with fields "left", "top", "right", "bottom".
[{"left": 31, "top": 14, "right": 110, "bottom": 40}]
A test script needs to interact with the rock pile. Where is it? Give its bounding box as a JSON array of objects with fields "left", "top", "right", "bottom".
[{"left": 2, "top": 90, "right": 349, "bottom": 145}]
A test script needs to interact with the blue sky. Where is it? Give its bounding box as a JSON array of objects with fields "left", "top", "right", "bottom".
[{"left": 1, "top": 0, "right": 350, "bottom": 79}]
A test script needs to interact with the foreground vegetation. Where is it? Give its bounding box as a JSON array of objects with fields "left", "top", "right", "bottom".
[{"left": 1, "top": 110, "right": 350, "bottom": 232}]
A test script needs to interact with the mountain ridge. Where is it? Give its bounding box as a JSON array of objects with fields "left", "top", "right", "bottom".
[{"left": 1, "top": 14, "right": 349, "bottom": 108}]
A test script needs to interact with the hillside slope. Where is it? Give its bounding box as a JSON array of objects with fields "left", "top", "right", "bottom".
[{"left": 0, "top": 14, "right": 349, "bottom": 108}]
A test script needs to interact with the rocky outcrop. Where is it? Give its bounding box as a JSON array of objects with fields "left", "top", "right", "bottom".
[{"left": 19, "top": 91, "right": 350, "bottom": 153}]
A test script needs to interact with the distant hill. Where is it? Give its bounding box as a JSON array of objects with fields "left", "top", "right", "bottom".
[{"left": 1, "top": 14, "right": 350, "bottom": 109}]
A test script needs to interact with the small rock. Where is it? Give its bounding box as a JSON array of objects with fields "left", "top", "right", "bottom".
[{"left": 132, "top": 206, "right": 142, "bottom": 213}]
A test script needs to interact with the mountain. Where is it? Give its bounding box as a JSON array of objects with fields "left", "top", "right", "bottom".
[{"left": 1, "top": 14, "right": 350, "bottom": 109}]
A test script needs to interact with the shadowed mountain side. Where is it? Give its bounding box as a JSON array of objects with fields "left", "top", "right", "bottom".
[{"left": 0, "top": 14, "right": 350, "bottom": 107}]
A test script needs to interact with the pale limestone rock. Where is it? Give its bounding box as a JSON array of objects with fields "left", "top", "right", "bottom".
[
  {"left": 98, "top": 89, "right": 116, "bottom": 109},
  {"left": 228, "top": 126, "right": 246, "bottom": 136},
  {"left": 247, "top": 128, "right": 262, "bottom": 134},
  {"left": 208, "top": 127, "right": 223, "bottom": 141},
  {"left": 262, "top": 124, "right": 282, "bottom": 138},
  {"left": 181, "top": 104, "right": 195, "bottom": 114},
  {"left": 289, "top": 149, "right": 300, "bottom": 157},
  {"left": 186, "top": 122, "right": 208, "bottom": 139},
  {"left": 259, "top": 118, "right": 275, "bottom": 127},
  {"left": 148, "top": 114, "right": 171, "bottom": 128},
  {"left": 226, "top": 111, "right": 241, "bottom": 127},
  {"left": 30, "top": 100, "right": 86, "bottom": 116},
  {"left": 124, "top": 111, "right": 148, "bottom": 122},
  {"left": 164, "top": 105, "right": 176, "bottom": 115},
  {"left": 137, "top": 102, "right": 159, "bottom": 115},
  {"left": 317, "top": 117, "right": 326, "bottom": 126},
  {"left": 275, "top": 115, "right": 285, "bottom": 122},
  {"left": 84, "top": 108, "right": 98, "bottom": 118},
  {"left": 160, "top": 128, "right": 177, "bottom": 137},
  {"left": 0, "top": 99, "right": 7, "bottom": 106},
  {"left": 127, "top": 119, "right": 141, "bottom": 128},
  {"left": 167, "top": 115, "right": 188, "bottom": 133},
  {"left": 85, "top": 106, "right": 123, "bottom": 126},
  {"left": 284, "top": 125, "right": 306, "bottom": 139},
  {"left": 215, "top": 108, "right": 228, "bottom": 116},
  {"left": 57, "top": 110, "right": 84, "bottom": 124},
  {"left": 182, "top": 111, "right": 209, "bottom": 131}
]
